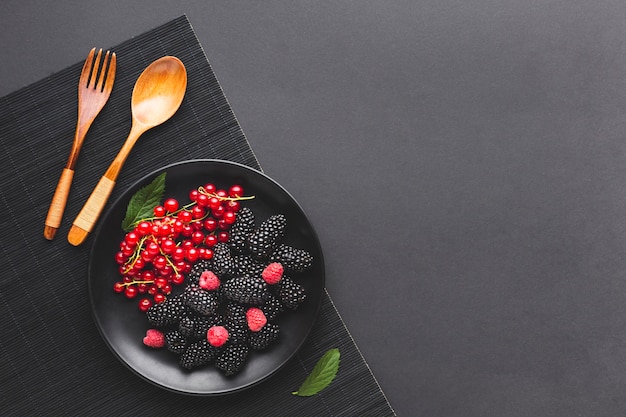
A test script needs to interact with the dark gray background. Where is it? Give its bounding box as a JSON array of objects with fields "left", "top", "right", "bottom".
[{"left": 3, "top": 1, "right": 626, "bottom": 415}]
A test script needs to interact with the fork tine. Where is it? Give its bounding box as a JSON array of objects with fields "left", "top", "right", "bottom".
[
  {"left": 79, "top": 48, "right": 96, "bottom": 88},
  {"left": 105, "top": 52, "right": 117, "bottom": 92},
  {"left": 88, "top": 48, "right": 103, "bottom": 89},
  {"left": 95, "top": 51, "right": 111, "bottom": 92}
]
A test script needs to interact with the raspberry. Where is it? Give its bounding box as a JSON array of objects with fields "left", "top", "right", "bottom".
[
  {"left": 269, "top": 244, "right": 313, "bottom": 273},
  {"left": 143, "top": 329, "right": 165, "bottom": 348},
  {"left": 248, "top": 323, "right": 280, "bottom": 350},
  {"left": 207, "top": 325, "right": 230, "bottom": 347},
  {"left": 261, "top": 262, "right": 283, "bottom": 285},
  {"left": 215, "top": 344, "right": 249, "bottom": 376},
  {"left": 228, "top": 207, "right": 255, "bottom": 253},
  {"left": 223, "top": 276, "right": 270, "bottom": 305},
  {"left": 247, "top": 214, "right": 286, "bottom": 259},
  {"left": 187, "top": 259, "right": 213, "bottom": 285},
  {"left": 246, "top": 307, "right": 267, "bottom": 332},
  {"left": 199, "top": 270, "right": 220, "bottom": 291}
]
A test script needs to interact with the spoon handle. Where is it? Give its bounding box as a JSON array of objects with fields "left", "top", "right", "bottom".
[
  {"left": 67, "top": 125, "right": 144, "bottom": 246},
  {"left": 67, "top": 175, "right": 116, "bottom": 246}
]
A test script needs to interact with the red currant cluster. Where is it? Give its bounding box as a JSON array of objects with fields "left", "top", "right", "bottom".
[{"left": 113, "top": 183, "right": 252, "bottom": 312}]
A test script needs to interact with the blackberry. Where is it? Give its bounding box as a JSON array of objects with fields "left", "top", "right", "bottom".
[
  {"left": 276, "top": 276, "right": 306, "bottom": 309},
  {"left": 187, "top": 259, "right": 214, "bottom": 285},
  {"left": 231, "top": 254, "right": 266, "bottom": 278},
  {"left": 249, "top": 323, "right": 280, "bottom": 350},
  {"left": 191, "top": 315, "right": 221, "bottom": 340},
  {"left": 180, "top": 339, "right": 216, "bottom": 369},
  {"left": 224, "top": 303, "right": 247, "bottom": 325},
  {"left": 178, "top": 316, "right": 196, "bottom": 338},
  {"left": 223, "top": 276, "right": 270, "bottom": 305},
  {"left": 212, "top": 242, "right": 233, "bottom": 276},
  {"left": 215, "top": 344, "right": 249, "bottom": 376},
  {"left": 165, "top": 330, "right": 187, "bottom": 354},
  {"left": 269, "top": 244, "right": 313, "bottom": 273},
  {"left": 183, "top": 285, "right": 219, "bottom": 316},
  {"left": 247, "top": 214, "right": 287, "bottom": 259},
  {"left": 228, "top": 207, "right": 255, "bottom": 253},
  {"left": 261, "top": 293, "right": 285, "bottom": 321},
  {"left": 146, "top": 294, "right": 189, "bottom": 327},
  {"left": 224, "top": 303, "right": 248, "bottom": 344}
]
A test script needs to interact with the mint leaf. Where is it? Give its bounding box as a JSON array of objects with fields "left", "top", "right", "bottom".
[
  {"left": 121, "top": 172, "right": 166, "bottom": 231},
  {"left": 292, "top": 348, "right": 340, "bottom": 397}
]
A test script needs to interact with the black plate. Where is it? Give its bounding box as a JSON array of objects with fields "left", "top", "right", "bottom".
[{"left": 88, "top": 159, "right": 325, "bottom": 395}]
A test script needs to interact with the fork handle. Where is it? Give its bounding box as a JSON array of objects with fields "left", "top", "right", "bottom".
[
  {"left": 43, "top": 168, "right": 75, "bottom": 240},
  {"left": 67, "top": 175, "right": 116, "bottom": 246}
]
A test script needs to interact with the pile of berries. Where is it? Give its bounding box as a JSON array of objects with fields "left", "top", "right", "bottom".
[
  {"left": 112, "top": 180, "right": 314, "bottom": 376},
  {"left": 141, "top": 207, "right": 313, "bottom": 375},
  {"left": 113, "top": 183, "right": 252, "bottom": 312}
]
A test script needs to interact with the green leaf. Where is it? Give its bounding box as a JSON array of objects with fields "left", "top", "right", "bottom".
[
  {"left": 292, "top": 348, "right": 340, "bottom": 397},
  {"left": 121, "top": 172, "right": 166, "bottom": 231}
]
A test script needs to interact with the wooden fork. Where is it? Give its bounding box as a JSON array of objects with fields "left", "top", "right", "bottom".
[{"left": 44, "top": 48, "right": 116, "bottom": 240}]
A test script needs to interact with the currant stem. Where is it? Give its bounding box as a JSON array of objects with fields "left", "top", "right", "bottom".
[{"left": 121, "top": 279, "right": 155, "bottom": 287}]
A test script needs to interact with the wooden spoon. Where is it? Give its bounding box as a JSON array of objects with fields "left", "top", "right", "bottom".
[{"left": 68, "top": 56, "right": 187, "bottom": 246}]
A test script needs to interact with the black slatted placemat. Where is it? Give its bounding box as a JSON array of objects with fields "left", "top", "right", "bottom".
[{"left": 0, "top": 15, "right": 395, "bottom": 416}]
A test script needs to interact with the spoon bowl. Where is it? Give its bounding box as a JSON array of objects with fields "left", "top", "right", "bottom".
[
  {"left": 68, "top": 56, "right": 187, "bottom": 246},
  {"left": 131, "top": 57, "right": 187, "bottom": 126}
]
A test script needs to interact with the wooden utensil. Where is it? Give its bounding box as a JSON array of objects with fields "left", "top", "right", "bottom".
[
  {"left": 67, "top": 56, "right": 187, "bottom": 246},
  {"left": 44, "top": 48, "right": 116, "bottom": 240}
]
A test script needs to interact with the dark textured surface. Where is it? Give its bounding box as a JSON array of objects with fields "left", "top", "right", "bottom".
[
  {"left": 0, "top": 17, "right": 394, "bottom": 416},
  {"left": 5, "top": 2, "right": 626, "bottom": 415}
]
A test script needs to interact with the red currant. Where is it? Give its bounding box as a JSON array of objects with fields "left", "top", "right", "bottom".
[
  {"left": 153, "top": 205, "right": 166, "bottom": 217},
  {"left": 161, "top": 238, "right": 176, "bottom": 254},
  {"left": 229, "top": 184, "right": 244, "bottom": 197},
  {"left": 196, "top": 193, "right": 209, "bottom": 207},
  {"left": 161, "top": 283, "right": 173, "bottom": 295},
  {"left": 223, "top": 211, "right": 236, "bottom": 225},
  {"left": 204, "top": 234, "right": 218, "bottom": 247},
  {"left": 138, "top": 298, "right": 152, "bottom": 312},
  {"left": 163, "top": 198, "right": 179, "bottom": 213},
  {"left": 189, "top": 189, "right": 199, "bottom": 201},
  {"left": 191, "top": 231, "right": 204, "bottom": 245},
  {"left": 172, "top": 273, "right": 185, "bottom": 285},
  {"left": 115, "top": 251, "right": 127, "bottom": 265},
  {"left": 226, "top": 200, "right": 240, "bottom": 212},
  {"left": 124, "top": 286, "right": 138, "bottom": 299},
  {"left": 178, "top": 210, "right": 193, "bottom": 223},
  {"left": 147, "top": 285, "right": 159, "bottom": 296},
  {"left": 204, "top": 218, "right": 217, "bottom": 231},
  {"left": 136, "top": 221, "right": 152, "bottom": 236},
  {"left": 218, "top": 231, "right": 229, "bottom": 243},
  {"left": 153, "top": 293, "right": 166, "bottom": 304},
  {"left": 113, "top": 282, "right": 125, "bottom": 293},
  {"left": 212, "top": 205, "right": 225, "bottom": 218},
  {"left": 216, "top": 189, "right": 228, "bottom": 199},
  {"left": 204, "top": 183, "right": 216, "bottom": 194},
  {"left": 208, "top": 196, "right": 221, "bottom": 210},
  {"left": 185, "top": 247, "right": 199, "bottom": 262},
  {"left": 125, "top": 231, "right": 139, "bottom": 247}
]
